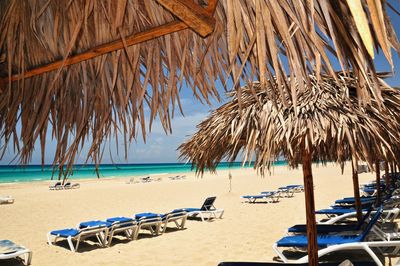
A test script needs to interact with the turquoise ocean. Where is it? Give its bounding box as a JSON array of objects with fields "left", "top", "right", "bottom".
[{"left": 0, "top": 161, "right": 288, "bottom": 183}]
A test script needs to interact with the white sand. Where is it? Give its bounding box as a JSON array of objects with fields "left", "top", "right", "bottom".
[{"left": 0, "top": 163, "right": 383, "bottom": 265}]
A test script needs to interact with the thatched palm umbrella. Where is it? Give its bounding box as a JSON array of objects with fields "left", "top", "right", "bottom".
[
  {"left": 0, "top": 1, "right": 399, "bottom": 178},
  {"left": 179, "top": 75, "right": 400, "bottom": 264}
]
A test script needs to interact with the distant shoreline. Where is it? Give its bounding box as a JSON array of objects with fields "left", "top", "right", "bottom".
[{"left": 0, "top": 161, "right": 290, "bottom": 184}]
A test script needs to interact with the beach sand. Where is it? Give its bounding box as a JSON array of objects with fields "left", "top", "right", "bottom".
[{"left": 0, "top": 163, "right": 389, "bottom": 265}]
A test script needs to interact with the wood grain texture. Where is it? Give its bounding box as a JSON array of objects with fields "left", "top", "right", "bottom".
[
  {"left": 155, "top": 0, "right": 216, "bottom": 37},
  {"left": 302, "top": 148, "right": 318, "bottom": 266},
  {"left": 352, "top": 158, "right": 363, "bottom": 223}
]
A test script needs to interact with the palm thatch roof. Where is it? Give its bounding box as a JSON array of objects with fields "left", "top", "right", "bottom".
[
  {"left": 179, "top": 75, "right": 400, "bottom": 175},
  {"left": 0, "top": 1, "right": 399, "bottom": 173}
]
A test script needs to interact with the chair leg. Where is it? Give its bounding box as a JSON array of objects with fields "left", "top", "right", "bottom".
[
  {"left": 67, "top": 236, "right": 76, "bottom": 252},
  {"left": 272, "top": 244, "right": 289, "bottom": 263},
  {"left": 23, "top": 251, "right": 32, "bottom": 266},
  {"left": 199, "top": 212, "right": 205, "bottom": 222},
  {"left": 107, "top": 231, "right": 114, "bottom": 247},
  {"left": 363, "top": 244, "right": 384, "bottom": 266},
  {"left": 131, "top": 226, "right": 138, "bottom": 240},
  {"left": 47, "top": 233, "right": 54, "bottom": 246}
]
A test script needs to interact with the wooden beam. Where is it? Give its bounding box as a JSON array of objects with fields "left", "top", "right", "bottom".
[
  {"left": 375, "top": 161, "right": 381, "bottom": 205},
  {"left": 0, "top": 1, "right": 219, "bottom": 84},
  {"left": 351, "top": 157, "right": 362, "bottom": 223},
  {"left": 384, "top": 161, "right": 390, "bottom": 194},
  {"left": 302, "top": 148, "right": 318, "bottom": 266},
  {"left": 155, "top": 0, "right": 216, "bottom": 37},
  {"left": 0, "top": 21, "right": 187, "bottom": 84}
]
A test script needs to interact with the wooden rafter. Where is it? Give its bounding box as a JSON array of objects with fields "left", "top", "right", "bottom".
[
  {"left": 155, "top": 0, "right": 216, "bottom": 37},
  {"left": 0, "top": 1, "right": 219, "bottom": 85}
]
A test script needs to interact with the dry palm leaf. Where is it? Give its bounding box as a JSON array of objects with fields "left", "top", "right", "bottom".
[
  {"left": 0, "top": 0, "right": 398, "bottom": 178},
  {"left": 179, "top": 74, "right": 400, "bottom": 175}
]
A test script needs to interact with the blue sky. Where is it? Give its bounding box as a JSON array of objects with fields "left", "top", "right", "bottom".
[{"left": 2, "top": 7, "right": 400, "bottom": 165}]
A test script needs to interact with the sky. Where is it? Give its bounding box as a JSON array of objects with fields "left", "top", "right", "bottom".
[{"left": 2, "top": 6, "right": 400, "bottom": 165}]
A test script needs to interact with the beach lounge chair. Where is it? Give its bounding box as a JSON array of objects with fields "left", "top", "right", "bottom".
[
  {"left": 287, "top": 208, "right": 373, "bottom": 234},
  {"left": 277, "top": 186, "right": 295, "bottom": 198},
  {"left": 134, "top": 213, "right": 162, "bottom": 238},
  {"left": 316, "top": 204, "right": 373, "bottom": 217},
  {"left": 105, "top": 217, "right": 138, "bottom": 246},
  {"left": 335, "top": 196, "right": 376, "bottom": 205},
  {"left": 218, "top": 260, "right": 376, "bottom": 266},
  {"left": 0, "top": 240, "right": 32, "bottom": 265},
  {"left": 273, "top": 207, "right": 400, "bottom": 265},
  {"left": 159, "top": 209, "right": 187, "bottom": 233},
  {"left": 63, "top": 182, "right": 80, "bottom": 189},
  {"left": 49, "top": 181, "right": 63, "bottom": 190},
  {"left": 241, "top": 191, "right": 280, "bottom": 203},
  {"left": 284, "top": 185, "right": 304, "bottom": 192},
  {"left": 0, "top": 195, "right": 14, "bottom": 204},
  {"left": 182, "top": 197, "right": 224, "bottom": 221},
  {"left": 140, "top": 176, "right": 152, "bottom": 183},
  {"left": 47, "top": 220, "right": 111, "bottom": 252}
]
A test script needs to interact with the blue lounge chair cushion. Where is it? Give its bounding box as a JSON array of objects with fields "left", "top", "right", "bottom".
[
  {"left": 286, "top": 185, "right": 303, "bottom": 189},
  {"left": 50, "top": 228, "right": 80, "bottom": 237},
  {"left": 242, "top": 195, "right": 267, "bottom": 199},
  {"left": 363, "top": 188, "right": 377, "bottom": 193},
  {"left": 261, "top": 191, "right": 276, "bottom": 194},
  {"left": 135, "top": 212, "right": 160, "bottom": 220},
  {"left": 276, "top": 234, "right": 362, "bottom": 248},
  {"left": 288, "top": 224, "right": 359, "bottom": 233},
  {"left": 160, "top": 209, "right": 187, "bottom": 220},
  {"left": 106, "top": 217, "right": 133, "bottom": 224},
  {"left": 260, "top": 191, "right": 276, "bottom": 195},
  {"left": 331, "top": 201, "right": 373, "bottom": 209},
  {"left": 335, "top": 197, "right": 375, "bottom": 204},
  {"left": 316, "top": 208, "right": 369, "bottom": 215},
  {"left": 79, "top": 220, "right": 112, "bottom": 228},
  {"left": 181, "top": 208, "right": 201, "bottom": 212}
]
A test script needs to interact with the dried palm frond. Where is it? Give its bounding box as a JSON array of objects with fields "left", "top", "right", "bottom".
[
  {"left": 179, "top": 74, "right": 400, "bottom": 175},
  {"left": 0, "top": 1, "right": 398, "bottom": 176}
]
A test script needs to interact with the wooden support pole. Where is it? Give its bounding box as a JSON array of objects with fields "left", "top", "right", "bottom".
[
  {"left": 0, "top": 1, "right": 219, "bottom": 84},
  {"left": 384, "top": 161, "right": 390, "bottom": 194},
  {"left": 155, "top": 0, "right": 216, "bottom": 37},
  {"left": 352, "top": 158, "right": 362, "bottom": 223},
  {"left": 302, "top": 148, "right": 318, "bottom": 265},
  {"left": 375, "top": 160, "right": 381, "bottom": 205}
]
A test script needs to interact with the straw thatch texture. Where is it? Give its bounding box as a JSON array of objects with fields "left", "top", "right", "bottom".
[
  {"left": 179, "top": 75, "right": 400, "bottom": 175},
  {"left": 0, "top": 1, "right": 398, "bottom": 173}
]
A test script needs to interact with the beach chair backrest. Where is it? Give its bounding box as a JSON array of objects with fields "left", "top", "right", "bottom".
[
  {"left": 357, "top": 207, "right": 373, "bottom": 229},
  {"left": 360, "top": 206, "right": 383, "bottom": 241},
  {"left": 200, "top": 197, "right": 216, "bottom": 211}
]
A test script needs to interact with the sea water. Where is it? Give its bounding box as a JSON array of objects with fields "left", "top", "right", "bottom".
[{"left": 0, "top": 161, "right": 287, "bottom": 183}]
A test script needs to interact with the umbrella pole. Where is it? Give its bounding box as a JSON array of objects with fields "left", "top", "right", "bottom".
[
  {"left": 351, "top": 158, "right": 362, "bottom": 222},
  {"left": 302, "top": 148, "right": 318, "bottom": 265},
  {"left": 375, "top": 161, "right": 381, "bottom": 205},
  {"left": 384, "top": 162, "right": 390, "bottom": 195}
]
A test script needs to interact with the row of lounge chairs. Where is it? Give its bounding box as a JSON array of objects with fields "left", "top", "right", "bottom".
[
  {"left": 169, "top": 175, "right": 186, "bottom": 180},
  {"left": 126, "top": 175, "right": 164, "bottom": 184},
  {"left": 270, "top": 182, "right": 400, "bottom": 265},
  {"left": 221, "top": 176, "right": 400, "bottom": 265},
  {"left": 360, "top": 172, "right": 400, "bottom": 197},
  {"left": 47, "top": 196, "right": 224, "bottom": 252},
  {"left": 47, "top": 210, "right": 188, "bottom": 252},
  {"left": 49, "top": 181, "right": 80, "bottom": 190},
  {"left": 1, "top": 196, "right": 224, "bottom": 265},
  {"left": 241, "top": 185, "right": 304, "bottom": 203}
]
